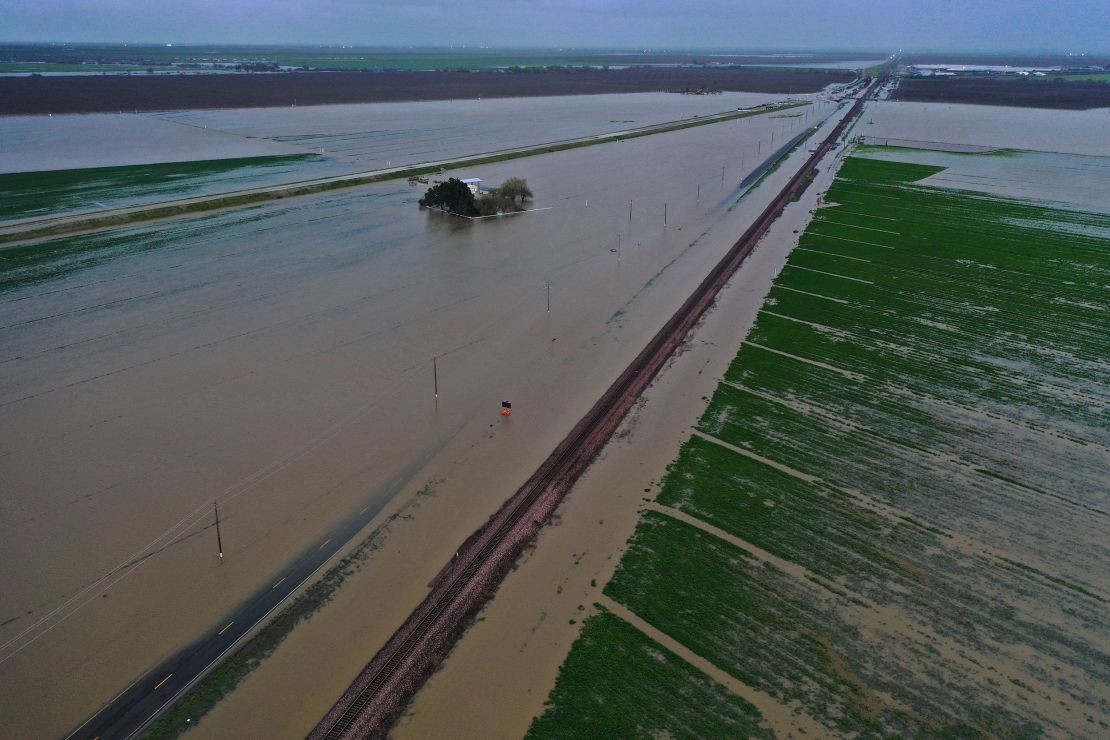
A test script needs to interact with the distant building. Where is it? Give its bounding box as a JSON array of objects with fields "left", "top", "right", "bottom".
[{"left": 460, "top": 178, "right": 482, "bottom": 195}]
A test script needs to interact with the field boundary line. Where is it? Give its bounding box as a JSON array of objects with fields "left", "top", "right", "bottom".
[
  {"left": 690, "top": 429, "right": 820, "bottom": 484},
  {"left": 740, "top": 341, "right": 865, "bottom": 380},
  {"left": 784, "top": 264, "right": 874, "bottom": 284},
  {"left": 596, "top": 595, "right": 822, "bottom": 736}
]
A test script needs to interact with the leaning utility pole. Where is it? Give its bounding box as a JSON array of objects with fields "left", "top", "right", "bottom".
[{"left": 215, "top": 499, "right": 224, "bottom": 561}]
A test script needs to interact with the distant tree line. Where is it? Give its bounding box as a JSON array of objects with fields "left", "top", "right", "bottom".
[{"left": 419, "top": 177, "right": 533, "bottom": 217}]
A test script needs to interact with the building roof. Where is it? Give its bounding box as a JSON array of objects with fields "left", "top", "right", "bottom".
[{"left": 460, "top": 178, "right": 482, "bottom": 184}]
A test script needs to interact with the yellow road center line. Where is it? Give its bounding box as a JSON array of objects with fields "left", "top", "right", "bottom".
[
  {"left": 272, "top": 577, "right": 286, "bottom": 590},
  {"left": 154, "top": 673, "right": 172, "bottom": 690},
  {"left": 218, "top": 621, "right": 234, "bottom": 636}
]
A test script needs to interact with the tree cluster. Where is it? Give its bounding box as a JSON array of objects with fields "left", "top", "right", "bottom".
[{"left": 420, "top": 177, "right": 533, "bottom": 217}]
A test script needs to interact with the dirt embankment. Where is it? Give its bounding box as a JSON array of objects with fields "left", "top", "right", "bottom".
[
  {"left": 0, "top": 67, "right": 851, "bottom": 115},
  {"left": 892, "top": 77, "right": 1110, "bottom": 109}
]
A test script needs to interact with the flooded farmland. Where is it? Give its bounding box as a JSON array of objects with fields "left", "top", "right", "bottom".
[
  {"left": 525, "top": 125, "right": 1110, "bottom": 736},
  {"left": 0, "top": 92, "right": 802, "bottom": 222},
  {"left": 860, "top": 100, "right": 1110, "bottom": 157},
  {"left": 0, "top": 97, "right": 842, "bottom": 737},
  {"left": 0, "top": 91, "right": 789, "bottom": 174}
]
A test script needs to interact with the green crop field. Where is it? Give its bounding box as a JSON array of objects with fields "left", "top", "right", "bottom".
[
  {"left": 0, "top": 154, "right": 325, "bottom": 222},
  {"left": 526, "top": 609, "right": 772, "bottom": 739},
  {"left": 530, "top": 154, "right": 1110, "bottom": 737}
]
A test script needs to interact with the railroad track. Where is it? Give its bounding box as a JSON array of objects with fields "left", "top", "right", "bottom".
[{"left": 311, "top": 74, "right": 885, "bottom": 740}]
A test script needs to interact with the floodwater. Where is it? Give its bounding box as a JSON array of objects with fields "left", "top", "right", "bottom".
[
  {"left": 148, "top": 91, "right": 795, "bottom": 168},
  {"left": 401, "top": 108, "right": 1110, "bottom": 738},
  {"left": 0, "top": 112, "right": 303, "bottom": 173},
  {"left": 1, "top": 92, "right": 806, "bottom": 225},
  {"left": 748, "top": 58, "right": 885, "bottom": 70},
  {"left": 861, "top": 100, "right": 1110, "bottom": 156},
  {"left": 0, "top": 91, "right": 790, "bottom": 174},
  {"left": 0, "top": 97, "right": 841, "bottom": 737},
  {"left": 393, "top": 135, "right": 853, "bottom": 740},
  {"left": 859, "top": 147, "right": 1110, "bottom": 213}
]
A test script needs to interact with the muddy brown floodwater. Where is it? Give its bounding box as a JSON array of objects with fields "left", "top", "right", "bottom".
[
  {"left": 0, "top": 97, "right": 844, "bottom": 737},
  {"left": 394, "top": 101, "right": 1110, "bottom": 739},
  {"left": 391, "top": 129, "right": 853, "bottom": 740}
]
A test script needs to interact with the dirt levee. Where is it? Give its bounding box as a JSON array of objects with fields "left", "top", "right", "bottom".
[
  {"left": 892, "top": 77, "right": 1110, "bottom": 109},
  {"left": 0, "top": 67, "right": 851, "bottom": 115}
]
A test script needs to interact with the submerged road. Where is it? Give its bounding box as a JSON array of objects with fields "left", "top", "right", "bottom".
[
  {"left": 65, "top": 478, "right": 400, "bottom": 740},
  {"left": 310, "top": 75, "right": 885, "bottom": 739},
  {"left": 58, "top": 93, "right": 842, "bottom": 740}
]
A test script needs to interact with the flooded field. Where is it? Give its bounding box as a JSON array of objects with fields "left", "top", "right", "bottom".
[
  {"left": 0, "top": 154, "right": 351, "bottom": 223},
  {"left": 528, "top": 146, "right": 1110, "bottom": 736},
  {"left": 149, "top": 91, "right": 792, "bottom": 169},
  {"left": 0, "top": 99, "right": 839, "bottom": 738},
  {"left": 861, "top": 100, "right": 1110, "bottom": 156},
  {"left": 0, "top": 92, "right": 815, "bottom": 222},
  {"left": 858, "top": 145, "right": 1110, "bottom": 213},
  {"left": 0, "top": 111, "right": 304, "bottom": 173}
]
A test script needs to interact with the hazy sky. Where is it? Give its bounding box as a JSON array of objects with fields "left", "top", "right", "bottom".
[{"left": 2, "top": 0, "right": 1108, "bottom": 52}]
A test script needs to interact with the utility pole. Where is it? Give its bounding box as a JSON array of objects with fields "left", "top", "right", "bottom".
[
  {"left": 629, "top": 199, "right": 633, "bottom": 223},
  {"left": 697, "top": 182, "right": 700, "bottom": 200},
  {"left": 617, "top": 234, "right": 622, "bottom": 261},
  {"left": 546, "top": 281, "right": 550, "bottom": 313},
  {"left": 215, "top": 499, "right": 223, "bottom": 561},
  {"left": 433, "top": 356, "right": 438, "bottom": 399},
  {"left": 721, "top": 166, "right": 725, "bottom": 184},
  {"left": 664, "top": 202, "right": 667, "bottom": 225}
]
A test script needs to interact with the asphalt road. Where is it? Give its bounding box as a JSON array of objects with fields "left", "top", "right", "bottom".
[{"left": 64, "top": 475, "right": 410, "bottom": 740}]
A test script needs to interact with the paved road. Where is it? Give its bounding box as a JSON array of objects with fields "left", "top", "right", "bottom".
[{"left": 64, "top": 471, "right": 416, "bottom": 740}]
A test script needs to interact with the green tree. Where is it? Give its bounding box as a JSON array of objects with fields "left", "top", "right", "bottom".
[
  {"left": 419, "top": 178, "right": 477, "bottom": 216},
  {"left": 497, "top": 177, "right": 533, "bottom": 204},
  {"left": 475, "top": 193, "right": 515, "bottom": 216}
]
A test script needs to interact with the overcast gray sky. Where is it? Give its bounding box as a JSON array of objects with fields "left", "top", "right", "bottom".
[{"left": 2, "top": 0, "right": 1107, "bottom": 52}]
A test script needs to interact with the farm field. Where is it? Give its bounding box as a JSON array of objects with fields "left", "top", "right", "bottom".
[
  {"left": 0, "top": 154, "right": 333, "bottom": 222},
  {"left": 860, "top": 100, "right": 1110, "bottom": 157},
  {"left": 0, "top": 66, "right": 853, "bottom": 115},
  {"left": 524, "top": 609, "right": 772, "bottom": 739},
  {"left": 892, "top": 76, "right": 1110, "bottom": 109},
  {"left": 530, "top": 152, "right": 1110, "bottom": 737}
]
